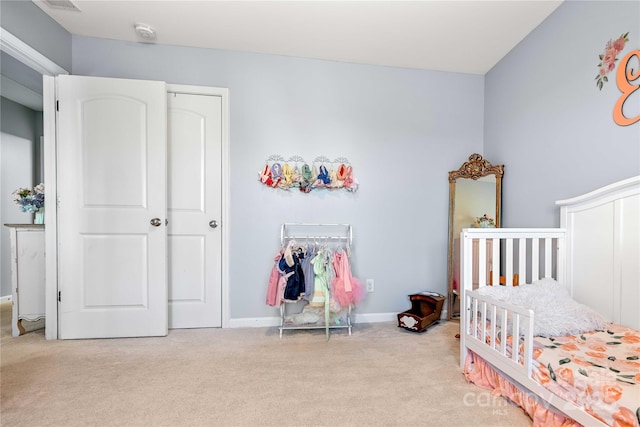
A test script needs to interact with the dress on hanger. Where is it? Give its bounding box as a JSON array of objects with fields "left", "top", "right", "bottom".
[
  {"left": 266, "top": 250, "right": 283, "bottom": 306},
  {"left": 280, "top": 242, "right": 306, "bottom": 302},
  {"left": 331, "top": 249, "right": 365, "bottom": 307}
]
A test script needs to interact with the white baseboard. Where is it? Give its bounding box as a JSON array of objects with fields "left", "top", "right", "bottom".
[
  {"left": 354, "top": 312, "right": 398, "bottom": 323},
  {"left": 0, "top": 295, "right": 449, "bottom": 328},
  {"left": 228, "top": 308, "right": 451, "bottom": 329},
  {"left": 229, "top": 316, "right": 282, "bottom": 328},
  {"left": 228, "top": 312, "right": 403, "bottom": 329}
]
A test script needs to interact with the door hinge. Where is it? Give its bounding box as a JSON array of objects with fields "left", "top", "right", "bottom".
[
  {"left": 56, "top": 100, "right": 59, "bottom": 111},
  {"left": 58, "top": 291, "right": 61, "bottom": 302}
]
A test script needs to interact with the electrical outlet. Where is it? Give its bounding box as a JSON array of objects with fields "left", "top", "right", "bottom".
[{"left": 366, "top": 279, "right": 374, "bottom": 292}]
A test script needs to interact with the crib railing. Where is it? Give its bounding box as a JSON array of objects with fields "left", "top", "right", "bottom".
[
  {"left": 459, "top": 228, "right": 566, "bottom": 372},
  {"left": 462, "top": 290, "right": 534, "bottom": 375},
  {"left": 460, "top": 228, "right": 566, "bottom": 290},
  {"left": 458, "top": 228, "right": 613, "bottom": 427}
]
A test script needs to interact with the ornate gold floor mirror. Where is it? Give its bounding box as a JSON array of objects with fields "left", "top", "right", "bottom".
[{"left": 447, "top": 154, "right": 503, "bottom": 320}]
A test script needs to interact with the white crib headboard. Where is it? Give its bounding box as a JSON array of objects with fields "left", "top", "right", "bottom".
[{"left": 557, "top": 176, "right": 640, "bottom": 329}]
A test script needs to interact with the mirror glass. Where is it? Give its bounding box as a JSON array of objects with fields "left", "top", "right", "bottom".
[{"left": 447, "top": 154, "right": 503, "bottom": 319}]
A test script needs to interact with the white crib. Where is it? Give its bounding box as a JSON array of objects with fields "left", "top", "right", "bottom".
[{"left": 459, "top": 176, "right": 640, "bottom": 427}]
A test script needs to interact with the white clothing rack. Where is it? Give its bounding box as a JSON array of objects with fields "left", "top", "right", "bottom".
[
  {"left": 280, "top": 223, "right": 352, "bottom": 248},
  {"left": 279, "top": 223, "right": 353, "bottom": 338}
]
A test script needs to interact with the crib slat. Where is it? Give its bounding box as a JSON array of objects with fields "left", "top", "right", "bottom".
[
  {"left": 505, "top": 239, "right": 514, "bottom": 286},
  {"left": 490, "top": 304, "right": 497, "bottom": 350},
  {"left": 544, "top": 238, "right": 552, "bottom": 278},
  {"left": 532, "top": 238, "right": 540, "bottom": 282},
  {"left": 462, "top": 232, "right": 474, "bottom": 293},
  {"left": 478, "top": 238, "right": 487, "bottom": 287},
  {"left": 518, "top": 238, "right": 526, "bottom": 284},
  {"left": 471, "top": 298, "right": 478, "bottom": 338},
  {"left": 481, "top": 300, "right": 487, "bottom": 342},
  {"left": 512, "top": 314, "right": 520, "bottom": 363},
  {"left": 500, "top": 307, "right": 507, "bottom": 356},
  {"left": 491, "top": 238, "right": 500, "bottom": 286},
  {"left": 556, "top": 236, "right": 565, "bottom": 287},
  {"left": 524, "top": 315, "right": 534, "bottom": 376}
]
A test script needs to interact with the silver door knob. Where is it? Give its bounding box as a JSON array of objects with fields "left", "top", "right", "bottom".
[
  {"left": 209, "top": 220, "right": 218, "bottom": 229},
  {"left": 150, "top": 218, "right": 162, "bottom": 227}
]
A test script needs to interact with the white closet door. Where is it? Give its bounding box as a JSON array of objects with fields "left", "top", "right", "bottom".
[
  {"left": 57, "top": 75, "right": 168, "bottom": 339},
  {"left": 167, "top": 92, "right": 222, "bottom": 328}
]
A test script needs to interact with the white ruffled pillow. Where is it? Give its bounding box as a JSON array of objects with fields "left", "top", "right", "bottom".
[{"left": 475, "top": 278, "right": 609, "bottom": 337}]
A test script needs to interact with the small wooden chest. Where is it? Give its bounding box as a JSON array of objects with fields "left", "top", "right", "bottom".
[{"left": 397, "top": 292, "right": 445, "bottom": 332}]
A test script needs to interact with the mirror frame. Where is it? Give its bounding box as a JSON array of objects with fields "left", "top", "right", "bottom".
[{"left": 447, "top": 154, "right": 504, "bottom": 320}]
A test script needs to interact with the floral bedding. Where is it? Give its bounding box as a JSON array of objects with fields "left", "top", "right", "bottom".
[
  {"left": 465, "top": 322, "right": 640, "bottom": 427},
  {"left": 532, "top": 324, "right": 640, "bottom": 427}
]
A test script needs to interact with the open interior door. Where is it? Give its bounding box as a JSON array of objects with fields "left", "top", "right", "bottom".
[{"left": 56, "top": 75, "right": 168, "bottom": 339}]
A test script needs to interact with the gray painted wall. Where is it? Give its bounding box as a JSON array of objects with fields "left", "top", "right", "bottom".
[
  {"left": 71, "top": 36, "right": 485, "bottom": 319},
  {"left": 0, "top": 0, "right": 72, "bottom": 72},
  {"left": 0, "top": 97, "right": 40, "bottom": 143},
  {"left": 0, "top": 97, "right": 43, "bottom": 184},
  {"left": 485, "top": 0, "right": 640, "bottom": 228}
]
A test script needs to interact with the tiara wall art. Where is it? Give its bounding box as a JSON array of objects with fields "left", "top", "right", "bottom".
[{"left": 258, "top": 155, "right": 359, "bottom": 193}]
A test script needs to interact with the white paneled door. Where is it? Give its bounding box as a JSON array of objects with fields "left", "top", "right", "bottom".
[
  {"left": 55, "top": 77, "right": 224, "bottom": 339},
  {"left": 57, "top": 75, "right": 168, "bottom": 339},
  {"left": 167, "top": 92, "right": 222, "bottom": 328}
]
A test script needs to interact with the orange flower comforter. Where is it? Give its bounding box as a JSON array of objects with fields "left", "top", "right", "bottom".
[
  {"left": 465, "top": 323, "right": 640, "bottom": 426},
  {"left": 532, "top": 324, "right": 640, "bottom": 426}
]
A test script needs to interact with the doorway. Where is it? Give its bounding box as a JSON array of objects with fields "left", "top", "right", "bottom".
[
  {"left": 54, "top": 76, "right": 230, "bottom": 339},
  {"left": 1, "top": 132, "right": 36, "bottom": 298},
  {"left": 0, "top": 28, "right": 68, "bottom": 339}
]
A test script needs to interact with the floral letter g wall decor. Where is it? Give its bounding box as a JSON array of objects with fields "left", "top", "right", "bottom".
[{"left": 596, "top": 32, "right": 640, "bottom": 127}]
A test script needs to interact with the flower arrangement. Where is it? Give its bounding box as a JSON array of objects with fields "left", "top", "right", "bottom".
[
  {"left": 595, "top": 32, "right": 629, "bottom": 90},
  {"left": 473, "top": 214, "right": 495, "bottom": 228},
  {"left": 12, "top": 183, "right": 45, "bottom": 213}
]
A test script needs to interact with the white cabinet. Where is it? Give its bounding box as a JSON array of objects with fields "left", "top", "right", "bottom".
[{"left": 4, "top": 224, "right": 45, "bottom": 336}]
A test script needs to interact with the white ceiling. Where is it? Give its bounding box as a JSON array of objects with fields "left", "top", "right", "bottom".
[{"left": 32, "top": 0, "right": 564, "bottom": 75}]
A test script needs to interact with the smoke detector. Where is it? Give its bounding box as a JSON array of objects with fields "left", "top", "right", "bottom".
[{"left": 134, "top": 23, "right": 157, "bottom": 42}]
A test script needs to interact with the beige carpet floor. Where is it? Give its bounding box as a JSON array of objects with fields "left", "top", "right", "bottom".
[{"left": 0, "top": 302, "right": 532, "bottom": 427}]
